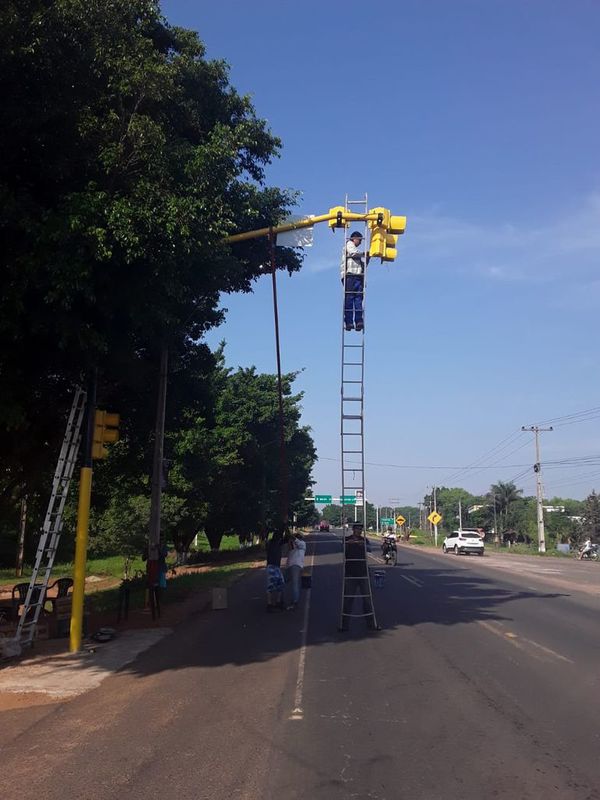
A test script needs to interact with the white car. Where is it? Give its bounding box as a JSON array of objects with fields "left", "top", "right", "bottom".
[{"left": 442, "top": 530, "right": 484, "bottom": 556}]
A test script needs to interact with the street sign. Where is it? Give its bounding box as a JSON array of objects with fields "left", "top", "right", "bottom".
[
  {"left": 355, "top": 488, "right": 363, "bottom": 501},
  {"left": 314, "top": 495, "right": 332, "bottom": 504},
  {"left": 428, "top": 510, "right": 442, "bottom": 526},
  {"left": 395, "top": 515, "right": 406, "bottom": 526},
  {"left": 341, "top": 496, "right": 356, "bottom": 505},
  {"left": 381, "top": 517, "right": 394, "bottom": 526}
]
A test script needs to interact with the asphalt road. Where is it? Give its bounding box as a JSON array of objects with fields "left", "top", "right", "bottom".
[{"left": 1, "top": 531, "right": 599, "bottom": 800}]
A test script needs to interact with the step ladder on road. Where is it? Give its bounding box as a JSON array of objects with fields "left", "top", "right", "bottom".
[
  {"left": 339, "top": 194, "right": 378, "bottom": 631},
  {"left": 14, "top": 386, "right": 87, "bottom": 647}
]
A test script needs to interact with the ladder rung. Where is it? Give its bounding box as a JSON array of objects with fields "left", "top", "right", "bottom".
[
  {"left": 344, "top": 344, "right": 363, "bottom": 348},
  {"left": 342, "top": 397, "right": 362, "bottom": 402},
  {"left": 342, "top": 450, "right": 362, "bottom": 454},
  {"left": 343, "top": 362, "right": 362, "bottom": 366},
  {"left": 342, "top": 414, "right": 362, "bottom": 420}
]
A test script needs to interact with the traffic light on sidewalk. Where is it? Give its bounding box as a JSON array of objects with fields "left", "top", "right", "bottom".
[{"left": 92, "top": 410, "right": 120, "bottom": 460}]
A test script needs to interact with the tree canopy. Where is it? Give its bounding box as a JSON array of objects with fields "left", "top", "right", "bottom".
[{"left": 0, "top": 1, "right": 304, "bottom": 545}]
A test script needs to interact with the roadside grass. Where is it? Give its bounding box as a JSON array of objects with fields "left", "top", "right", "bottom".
[
  {"left": 0, "top": 536, "right": 256, "bottom": 588},
  {"left": 191, "top": 533, "right": 242, "bottom": 552},
  {"left": 87, "top": 561, "right": 257, "bottom": 614},
  {"left": 403, "top": 534, "right": 579, "bottom": 559},
  {"left": 0, "top": 555, "right": 144, "bottom": 587}
]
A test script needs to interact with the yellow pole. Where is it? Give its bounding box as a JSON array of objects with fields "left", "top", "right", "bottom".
[
  {"left": 70, "top": 466, "right": 93, "bottom": 652},
  {"left": 225, "top": 211, "right": 381, "bottom": 243}
]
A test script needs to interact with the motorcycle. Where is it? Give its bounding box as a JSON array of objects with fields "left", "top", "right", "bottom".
[
  {"left": 578, "top": 543, "right": 599, "bottom": 560},
  {"left": 382, "top": 540, "right": 397, "bottom": 566}
]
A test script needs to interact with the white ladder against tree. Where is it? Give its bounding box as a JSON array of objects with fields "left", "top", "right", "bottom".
[{"left": 14, "top": 386, "right": 87, "bottom": 647}]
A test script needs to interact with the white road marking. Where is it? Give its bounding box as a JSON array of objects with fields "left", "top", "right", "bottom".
[
  {"left": 289, "top": 549, "right": 314, "bottom": 721},
  {"left": 401, "top": 574, "right": 423, "bottom": 588},
  {"left": 478, "top": 620, "right": 573, "bottom": 664}
]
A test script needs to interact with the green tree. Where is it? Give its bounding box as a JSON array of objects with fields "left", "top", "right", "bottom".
[
  {"left": 488, "top": 481, "right": 523, "bottom": 537},
  {"left": 582, "top": 491, "right": 600, "bottom": 542},
  {"left": 322, "top": 504, "right": 343, "bottom": 526},
  {"left": 0, "top": 0, "right": 302, "bottom": 533}
]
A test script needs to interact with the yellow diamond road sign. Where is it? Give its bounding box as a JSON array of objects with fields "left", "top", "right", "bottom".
[
  {"left": 395, "top": 515, "right": 406, "bottom": 526},
  {"left": 428, "top": 511, "right": 442, "bottom": 526}
]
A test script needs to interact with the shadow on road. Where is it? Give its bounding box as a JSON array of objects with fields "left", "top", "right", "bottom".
[{"left": 113, "top": 533, "right": 569, "bottom": 680}]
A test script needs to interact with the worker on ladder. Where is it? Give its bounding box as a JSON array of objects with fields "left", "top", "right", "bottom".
[{"left": 341, "top": 230, "right": 369, "bottom": 332}]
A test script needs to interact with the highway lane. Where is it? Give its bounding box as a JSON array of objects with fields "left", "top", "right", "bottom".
[
  {"left": 266, "top": 532, "right": 600, "bottom": 799},
  {"left": 1, "top": 531, "right": 599, "bottom": 800}
]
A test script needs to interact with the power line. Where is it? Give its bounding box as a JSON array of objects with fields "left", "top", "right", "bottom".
[{"left": 528, "top": 404, "right": 600, "bottom": 427}]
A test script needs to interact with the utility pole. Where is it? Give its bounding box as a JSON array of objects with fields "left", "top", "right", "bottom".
[
  {"left": 433, "top": 485, "right": 438, "bottom": 547},
  {"left": 149, "top": 344, "right": 169, "bottom": 561},
  {"left": 458, "top": 499, "right": 463, "bottom": 530},
  {"left": 493, "top": 492, "right": 499, "bottom": 547},
  {"left": 521, "top": 425, "right": 553, "bottom": 553}
]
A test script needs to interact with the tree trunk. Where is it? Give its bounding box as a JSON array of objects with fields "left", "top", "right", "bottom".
[
  {"left": 16, "top": 495, "right": 27, "bottom": 577},
  {"left": 205, "top": 526, "right": 223, "bottom": 551}
]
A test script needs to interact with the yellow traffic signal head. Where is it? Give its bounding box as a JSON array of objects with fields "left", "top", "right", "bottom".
[
  {"left": 382, "top": 233, "right": 398, "bottom": 262},
  {"left": 328, "top": 206, "right": 347, "bottom": 230},
  {"left": 368, "top": 207, "right": 390, "bottom": 230},
  {"left": 389, "top": 215, "right": 407, "bottom": 235},
  {"left": 92, "top": 409, "right": 120, "bottom": 460},
  {"left": 368, "top": 227, "right": 386, "bottom": 259}
]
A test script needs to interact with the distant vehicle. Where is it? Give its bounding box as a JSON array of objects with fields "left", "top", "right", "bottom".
[
  {"left": 319, "top": 521, "right": 330, "bottom": 532},
  {"left": 443, "top": 530, "right": 484, "bottom": 556}
]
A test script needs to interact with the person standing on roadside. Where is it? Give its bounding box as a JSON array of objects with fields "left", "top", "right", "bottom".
[{"left": 286, "top": 532, "right": 306, "bottom": 609}]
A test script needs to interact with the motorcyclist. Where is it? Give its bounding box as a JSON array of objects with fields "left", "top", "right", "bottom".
[
  {"left": 579, "top": 537, "right": 594, "bottom": 559},
  {"left": 382, "top": 530, "right": 397, "bottom": 559}
]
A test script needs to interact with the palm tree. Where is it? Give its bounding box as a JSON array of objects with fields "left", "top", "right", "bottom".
[{"left": 488, "top": 481, "right": 522, "bottom": 541}]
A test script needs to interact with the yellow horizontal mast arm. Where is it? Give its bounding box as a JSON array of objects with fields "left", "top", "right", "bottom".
[{"left": 225, "top": 211, "right": 382, "bottom": 244}]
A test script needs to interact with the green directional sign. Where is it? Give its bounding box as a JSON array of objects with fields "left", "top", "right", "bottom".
[
  {"left": 381, "top": 517, "right": 394, "bottom": 526},
  {"left": 341, "top": 496, "right": 357, "bottom": 505},
  {"left": 314, "top": 495, "right": 332, "bottom": 504}
]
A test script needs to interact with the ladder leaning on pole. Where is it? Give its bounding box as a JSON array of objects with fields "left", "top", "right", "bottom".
[
  {"left": 14, "top": 386, "right": 87, "bottom": 648},
  {"left": 339, "top": 194, "right": 378, "bottom": 631}
]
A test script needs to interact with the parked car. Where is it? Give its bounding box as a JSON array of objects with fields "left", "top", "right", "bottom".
[
  {"left": 319, "top": 521, "right": 330, "bottom": 532},
  {"left": 442, "top": 530, "right": 484, "bottom": 556}
]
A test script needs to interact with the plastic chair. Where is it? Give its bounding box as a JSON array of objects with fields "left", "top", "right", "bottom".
[
  {"left": 11, "top": 582, "right": 45, "bottom": 621},
  {"left": 48, "top": 577, "right": 74, "bottom": 598}
]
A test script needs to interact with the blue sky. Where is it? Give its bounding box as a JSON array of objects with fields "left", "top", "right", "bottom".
[{"left": 162, "top": 0, "right": 600, "bottom": 505}]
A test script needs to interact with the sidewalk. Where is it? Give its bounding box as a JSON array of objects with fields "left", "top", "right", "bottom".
[{"left": 0, "top": 559, "right": 262, "bottom": 709}]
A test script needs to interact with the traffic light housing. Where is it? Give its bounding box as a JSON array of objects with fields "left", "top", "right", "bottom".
[
  {"left": 92, "top": 410, "right": 120, "bottom": 460},
  {"left": 328, "top": 206, "right": 348, "bottom": 230},
  {"left": 382, "top": 233, "right": 398, "bottom": 262},
  {"left": 368, "top": 226, "right": 386, "bottom": 259},
  {"left": 367, "top": 209, "right": 406, "bottom": 262}
]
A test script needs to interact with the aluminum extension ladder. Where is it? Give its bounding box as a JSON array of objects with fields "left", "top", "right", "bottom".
[
  {"left": 339, "top": 194, "right": 378, "bottom": 631},
  {"left": 14, "top": 386, "right": 87, "bottom": 647}
]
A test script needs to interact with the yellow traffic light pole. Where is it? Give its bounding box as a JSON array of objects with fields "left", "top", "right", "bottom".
[
  {"left": 70, "top": 395, "right": 120, "bottom": 652},
  {"left": 225, "top": 207, "right": 405, "bottom": 244},
  {"left": 70, "top": 375, "right": 96, "bottom": 653}
]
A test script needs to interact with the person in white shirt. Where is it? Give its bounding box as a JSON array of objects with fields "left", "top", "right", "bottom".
[
  {"left": 579, "top": 537, "right": 593, "bottom": 559},
  {"left": 340, "top": 231, "right": 369, "bottom": 332},
  {"left": 286, "top": 533, "right": 306, "bottom": 609}
]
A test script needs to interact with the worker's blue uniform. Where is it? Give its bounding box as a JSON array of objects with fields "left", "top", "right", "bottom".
[{"left": 341, "top": 239, "right": 366, "bottom": 330}]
